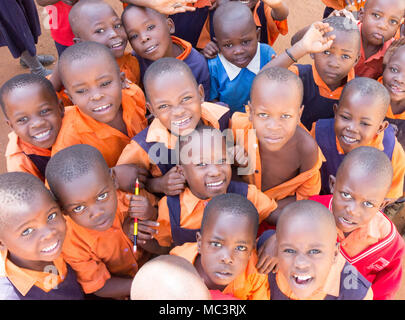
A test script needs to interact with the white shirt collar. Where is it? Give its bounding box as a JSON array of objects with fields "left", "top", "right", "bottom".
[{"left": 218, "top": 43, "right": 261, "bottom": 81}]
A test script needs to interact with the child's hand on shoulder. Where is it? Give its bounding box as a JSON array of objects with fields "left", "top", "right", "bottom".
[
  {"left": 300, "top": 21, "right": 336, "bottom": 54},
  {"left": 158, "top": 166, "right": 186, "bottom": 196},
  {"left": 201, "top": 41, "right": 219, "bottom": 59},
  {"left": 113, "top": 164, "right": 149, "bottom": 193}
]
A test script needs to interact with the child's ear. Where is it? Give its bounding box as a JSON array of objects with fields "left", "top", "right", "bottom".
[
  {"left": 379, "top": 199, "right": 392, "bottom": 211},
  {"left": 145, "top": 101, "right": 155, "bottom": 117},
  {"left": 109, "top": 167, "right": 119, "bottom": 190},
  {"left": 309, "top": 52, "right": 315, "bottom": 60},
  {"left": 167, "top": 18, "right": 175, "bottom": 34},
  {"left": 119, "top": 72, "right": 127, "bottom": 89},
  {"left": 58, "top": 99, "right": 65, "bottom": 118},
  {"left": 0, "top": 239, "right": 6, "bottom": 252},
  {"left": 377, "top": 120, "right": 389, "bottom": 135},
  {"left": 73, "top": 37, "right": 82, "bottom": 44},
  {"left": 357, "top": 7, "right": 364, "bottom": 22},
  {"left": 333, "top": 103, "right": 339, "bottom": 115},
  {"left": 176, "top": 165, "right": 186, "bottom": 179},
  {"left": 256, "top": 27, "right": 261, "bottom": 41},
  {"left": 5, "top": 117, "right": 12, "bottom": 130},
  {"left": 198, "top": 84, "right": 205, "bottom": 103},
  {"left": 298, "top": 104, "right": 304, "bottom": 118},
  {"left": 196, "top": 231, "right": 202, "bottom": 252},
  {"left": 329, "top": 174, "right": 336, "bottom": 194},
  {"left": 248, "top": 101, "right": 253, "bottom": 121}
]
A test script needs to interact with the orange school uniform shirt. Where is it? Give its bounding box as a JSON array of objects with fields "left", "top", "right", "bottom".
[
  {"left": 0, "top": 249, "right": 69, "bottom": 296},
  {"left": 5, "top": 131, "right": 51, "bottom": 182},
  {"left": 116, "top": 102, "right": 230, "bottom": 177},
  {"left": 116, "top": 52, "right": 141, "bottom": 86},
  {"left": 231, "top": 112, "right": 324, "bottom": 201},
  {"left": 61, "top": 190, "right": 144, "bottom": 294},
  {"left": 52, "top": 84, "right": 147, "bottom": 168},
  {"left": 321, "top": 0, "right": 366, "bottom": 10},
  {"left": 310, "top": 123, "right": 405, "bottom": 199},
  {"left": 170, "top": 242, "right": 269, "bottom": 300},
  {"left": 155, "top": 185, "right": 277, "bottom": 247}
]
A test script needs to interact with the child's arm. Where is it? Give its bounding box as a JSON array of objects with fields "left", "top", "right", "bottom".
[
  {"left": 265, "top": 196, "right": 296, "bottom": 226},
  {"left": 263, "top": 21, "right": 335, "bottom": 70},
  {"left": 120, "top": 0, "right": 196, "bottom": 14},
  {"left": 263, "top": 0, "right": 289, "bottom": 21},
  {"left": 93, "top": 277, "right": 133, "bottom": 299},
  {"left": 146, "top": 166, "right": 186, "bottom": 196},
  {"left": 113, "top": 164, "right": 149, "bottom": 194},
  {"left": 256, "top": 230, "right": 278, "bottom": 274}
]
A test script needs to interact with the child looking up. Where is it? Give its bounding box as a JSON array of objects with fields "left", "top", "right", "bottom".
[
  {"left": 171, "top": 193, "right": 270, "bottom": 300},
  {"left": 53, "top": 41, "right": 148, "bottom": 193},
  {"left": 232, "top": 67, "right": 324, "bottom": 226},
  {"left": 46, "top": 144, "right": 157, "bottom": 299},
  {"left": 264, "top": 15, "right": 360, "bottom": 130},
  {"left": 207, "top": 1, "right": 276, "bottom": 113},
  {"left": 117, "top": 58, "right": 231, "bottom": 197},
  {"left": 121, "top": 4, "right": 210, "bottom": 96},
  {"left": 1, "top": 74, "right": 64, "bottom": 182},
  {"left": 312, "top": 146, "right": 405, "bottom": 300},
  {"left": 311, "top": 77, "right": 405, "bottom": 203},
  {"left": 151, "top": 125, "right": 277, "bottom": 252},
  {"left": 0, "top": 172, "right": 83, "bottom": 300}
]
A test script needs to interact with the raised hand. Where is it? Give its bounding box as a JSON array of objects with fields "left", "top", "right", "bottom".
[{"left": 300, "top": 21, "right": 335, "bottom": 54}]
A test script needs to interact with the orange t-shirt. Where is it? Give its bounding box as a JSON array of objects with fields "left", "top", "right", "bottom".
[
  {"left": 231, "top": 112, "right": 324, "bottom": 201},
  {"left": 155, "top": 185, "right": 277, "bottom": 247},
  {"left": 321, "top": 0, "right": 366, "bottom": 10},
  {"left": 5, "top": 131, "right": 51, "bottom": 182},
  {"left": 61, "top": 191, "right": 144, "bottom": 294},
  {"left": 170, "top": 242, "right": 269, "bottom": 300},
  {"left": 116, "top": 52, "right": 141, "bottom": 86},
  {"left": 52, "top": 84, "right": 147, "bottom": 168}
]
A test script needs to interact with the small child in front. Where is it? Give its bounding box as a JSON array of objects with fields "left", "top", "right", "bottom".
[
  {"left": 121, "top": 4, "right": 210, "bottom": 96},
  {"left": 171, "top": 193, "right": 270, "bottom": 300},
  {"left": 0, "top": 74, "right": 64, "bottom": 182},
  {"left": 117, "top": 58, "right": 231, "bottom": 197},
  {"left": 232, "top": 67, "right": 324, "bottom": 226},
  {"left": 264, "top": 15, "right": 360, "bottom": 130},
  {"left": 266, "top": 200, "right": 373, "bottom": 300},
  {"left": 311, "top": 77, "right": 405, "bottom": 203},
  {"left": 46, "top": 144, "right": 157, "bottom": 299},
  {"left": 207, "top": 1, "right": 276, "bottom": 113},
  {"left": 0, "top": 172, "right": 83, "bottom": 300},
  {"left": 311, "top": 146, "right": 405, "bottom": 300},
  {"left": 53, "top": 41, "right": 148, "bottom": 192},
  {"left": 152, "top": 125, "right": 277, "bottom": 251}
]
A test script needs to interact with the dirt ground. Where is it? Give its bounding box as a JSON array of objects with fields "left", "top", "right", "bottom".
[{"left": 0, "top": 0, "right": 404, "bottom": 299}]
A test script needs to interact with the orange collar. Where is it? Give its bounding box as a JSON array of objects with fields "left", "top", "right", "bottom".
[
  {"left": 171, "top": 36, "right": 192, "bottom": 61},
  {"left": 5, "top": 131, "right": 51, "bottom": 158}
]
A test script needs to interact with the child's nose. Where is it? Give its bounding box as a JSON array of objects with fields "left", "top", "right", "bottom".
[
  {"left": 140, "top": 32, "right": 150, "bottom": 43},
  {"left": 294, "top": 253, "right": 310, "bottom": 269},
  {"left": 220, "top": 249, "right": 233, "bottom": 265},
  {"left": 90, "top": 91, "right": 104, "bottom": 101},
  {"left": 30, "top": 116, "right": 46, "bottom": 129}
]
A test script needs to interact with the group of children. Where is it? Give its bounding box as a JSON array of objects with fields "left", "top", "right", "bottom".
[{"left": 0, "top": 0, "right": 405, "bottom": 300}]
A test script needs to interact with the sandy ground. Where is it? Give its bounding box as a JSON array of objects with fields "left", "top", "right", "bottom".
[{"left": 0, "top": 0, "right": 403, "bottom": 299}]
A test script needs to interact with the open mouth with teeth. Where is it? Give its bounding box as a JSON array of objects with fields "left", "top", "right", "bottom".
[
  {"left": 171, "top": 117, "right": 192, "bottom": 128},
  {"left": 338, "top": 215, "right": 357, "bottom": 228},
  {"left": 340, "top": 135, "right": 359, "bottom": 145},
  {"left": 388, "top": 84, "right": 405, "bottom": 95},
  {"left": 110, "top": 40, "right": 125, "bottom": 50},
  {"left": 93, "top": 104, "right": 113, "bottom": 113},
  {"left": 291, "top": 274, "right": 314, "bottom": 286},
  {"left": 214, "top": 270, "right": 233, "bottom": 280},
  {"left": 206, "top": 180, "right": 225, "bottom": 188},
  {"left": 145, "top": 44, "right": 158, "bottom": 54},
  {"left": 41, "top": 240, "right": 60, "bottom": 254},
  {"left": 32, "top": 129, "right": 52, "bottom": 141}
]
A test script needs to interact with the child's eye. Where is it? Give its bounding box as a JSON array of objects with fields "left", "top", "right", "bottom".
[
  {"left": 16, "top": 116, "right": 28, "bottom": 124},
  {"left": 21, "top": 227, "right": 34, "bottom": 237},
  {"left": 97, "top": 192, "right": 108, "bottom": 201},
  {"left": 363, "top": 201, "right": 374, "bottom": 208},
  {"left": 114, "top": 23, "right": 122, "bottom": 29},
  {"left": 210, "top": 241, "right": 222, "bottom": 248},
  {"left": 129, "top": 34, "right": 138, "bottom": 40},
  {"left": 308, "top": 249, "right": 321, "bottom": 255},
  {"left": 281, "top": 114, "right": 291, "bottom": 119},
  {"left": 242, "top": 40, "right": 251, "bottom": 46},
  {"left": 372, "top": 13, "right": 380, "bottom": 19},
  {"left": 224, "top": 43, "right": 232, "bottom": 48},
  {"left": 360, "top": 122, "right": 371, "bottom": 126},
  {"left": 196, "top": 162, "right": 207, "bottom": 167},
  {"left": 100, "top": 80, "right": 112, "bottom": 87},
  {"left": 217, "top": 158, "right": 227, "bottom": 165},
  {"left": 341, "top": 192, "right": 352, "bottom": 199},
  {"left": 47, "top": 212, "right": 57, "bottom": 221},
  {"left": 257, "top": 113, "right": 268, "bottom": 118},
  {"left": 390, "top": 67, "right": 399, "bottom": 73},
  {"left": 390, "top": 19, "right": 398, "bottom": 25},
  {"left": 146, "top": 24, "right": 155, "bottom": 31},
  {"left": 73, "top": 205, "right": 86, "bottom": 214},
  {"left": 236, "top": 245, "right": 247, "bottom": 252},
  {"left": 75, "top": 88, "right": 87, "bottom": 94},
  {"left": 324, "top": 50, "right": 331, "bottom": 55},
  {"left": 181, "top": 96, "right": 192, "bottom": 103},
  {"left": 157, "top": 104, "right": 169, "bottom": 110},
  {"left": 339, "top": 114, "right": 350, "bottom": 120},
  {"left": 95, "top": 28, "right": 105, "bottom": 34},
  {"left": 342, "top": 54, "right": 351, "bottom": 60},
  {"left": 283, "top": 248, "right": 295, "bottom": 254}
]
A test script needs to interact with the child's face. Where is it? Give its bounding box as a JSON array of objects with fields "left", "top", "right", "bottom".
[
  {"left": 383, "top": 46, "right": 405, "bottom": 103},
  {"left": 313, "top": 30, "right": 359, "bottom": 91},
  {"left": 62, "top": 54, "right": 124, "bottom": 125},
  {"left": 276, "top": 216, "right": 338, "bottom": 299},
  {"left": 215, "top": 17, "right": 259, "bottom": 68},
  {"left": 249, "top": 80, "right": 303, "bottom": 152},
  {"left": 74, "top": 4, "right": 128, "bottom": 58},
  {"left": 197, "top": 212, "right": 255, "bottom": 289},
  {"left": 4, "top": 83, "right": 64, "bottom": 149},
  {"left": 123, "top": 7, "right": 174, "bottom": 61},
  {"left": 334, "top": 93, "right": 388, "bottom": 154},
  {"left": 0, "top": 191, "right": 66, "bottom": 266},
  {"left": 330, "top": 166, "right": 387, "bottom": 233},
  {"left": 146, "top": 72, "right": 203, "bottom": 136},
  {"left": 180, "top": 137, "right": 232, "bottom": 200},
  {"left": 55, "top": 166, "right": 118, "bottom": 231},
  {"left": 360, "top": 0, "right": 403, "bottom": 47}
]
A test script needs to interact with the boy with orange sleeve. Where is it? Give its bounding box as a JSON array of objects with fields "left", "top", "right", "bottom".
[
  {"left": 265, "top": 16, "right": 360, "bottom": 130},
  {"left": 0, "top": 74, "right": 64, "bottom": 182},
  {"left": 53, "top": 41, "right": 148, "bottom": 192},
  {"left": 0, "top": 172, "right": 84, "bottom": 300},
  {"left": 231, "top": 67, "right": 324, "bottom": 226},
  {"left": 117, "top": 58, "right": 231, "bottom": 197},
  {"left": 121, "top": 4, "right": 210, "bottom": 96},
  {"left": 310, "top": 77, "right": 405, "bottom": 203},
  {"left": 171, "top": 193, "right": 269, "bottom": 300},
  {"left": 46, "top": 144, "right": 157, "bottom": 299},
  {"left": 151, "top": 125, "right": 276, "bottom": 252}
]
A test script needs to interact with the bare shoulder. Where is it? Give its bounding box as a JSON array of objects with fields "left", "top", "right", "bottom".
[{"left": 295, "top": 126, "right": 319, "bottom": 172}]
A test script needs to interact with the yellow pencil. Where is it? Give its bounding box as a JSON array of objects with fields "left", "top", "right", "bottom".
[{"left": 133, "top": 178, "right": 139, "bottom": 252}]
